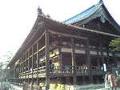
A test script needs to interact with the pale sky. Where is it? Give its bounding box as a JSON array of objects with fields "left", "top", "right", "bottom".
[{"left": 0, "top": 0, "right": 120, "bottom": 63}]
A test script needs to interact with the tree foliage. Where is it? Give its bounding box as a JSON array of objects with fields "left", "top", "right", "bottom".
[{"left": 109, "top": 38, "right": 120, "bottom": 51}]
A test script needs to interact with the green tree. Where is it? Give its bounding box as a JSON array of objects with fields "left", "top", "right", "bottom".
[
  {"left": 109, "top": 38, "right": 120, "bottom": 51},
  {"left": 0, "top": 51, "right": 13, "bottom": 69}
]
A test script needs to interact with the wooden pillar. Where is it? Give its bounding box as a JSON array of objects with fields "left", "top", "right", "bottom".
[
  {"left": 58, "top": 36, "right": 62, "bottom": 72},
  {"left": 96, "top": 48, "right": 100, "bottom": 83},
  {"left": 21, "top": 62, "right": 23, "bottom": 84},
  {"left": 59, "top": 47, "right": 63, "bottom": 73},
  {"left": 45, "top": 29, "right": 50, "bottom": 90},
  {"left": 25, "top": 61, "right": 26, "bottom": 81},
  {"left": 106, "top": 50, "right": 109, "bottom": 57},
  {"left": 99, "top": 42, "right": 105, "bottom": 71},
  {"left": 28, "top": 50, "right": 30, "bottom": 84},
  {"left": 113, "top": 52, "right": 117, "bottom": 66},
  {"left": 37, "top": 42, "right": 39, "bottom": 85},
  {"left": 19, "top": 63, "right": 21, "bottom": 84},
  {"left": 14, "top": 66, "right": 16, "bottom": 83},
  {"left": 20, "top": 63, "right": 22, "bottom": 85},
  {"left": 86, "top": 39, "right": 93, "bottom": 83},
  {"left": 71, "top": 38, "right": 76, "bottom": 89},
  {"left": 31, "top": 47, "right": 34, "bottom": 89},
  {"left": 96, "top": 42, "right": 100, "bottom": 68}
]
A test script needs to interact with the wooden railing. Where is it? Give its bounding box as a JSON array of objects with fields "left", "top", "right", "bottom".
[
  {"left": 19, "top": 66, "right": 120, "bottom": 78},
  {"left": 49, "top": 66, "right": 104, "bottom": 76}
]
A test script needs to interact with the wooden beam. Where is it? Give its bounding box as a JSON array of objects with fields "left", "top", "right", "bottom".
[
  {"left": 69, "top": 24, "right": 120, "bottom": 38},
  {"left": 48, "top": 30, "right": 87, "bottom": 40}
]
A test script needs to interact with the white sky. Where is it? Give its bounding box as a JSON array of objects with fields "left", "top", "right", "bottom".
[{"left": 0, "top": 0, "right": 120, "bottom": 63}]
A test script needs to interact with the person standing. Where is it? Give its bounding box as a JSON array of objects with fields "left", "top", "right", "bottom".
[
  {"left": 108, "top": 72, "right": 117, "bottom": 90},
  {"left": 105, "top": 71, "right": 110, "bottom": 89}
]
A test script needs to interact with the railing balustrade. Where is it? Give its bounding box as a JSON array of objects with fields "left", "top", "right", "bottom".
[
  {"left": 49, "top": 65, "right": 105, "bottom": 76},
  {"left": 19, "top": 65, "right": 120, "bottom": 78},
  {"left": 49, "top": 65, "right": 89, "bottom": 74}
]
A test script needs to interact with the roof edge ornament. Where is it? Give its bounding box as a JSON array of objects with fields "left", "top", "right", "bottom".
[
  {"left": 37, "top": 7, "right": 44, "bottom": 16},
  {"left": 99, "top": 0, "right": 103, "bottom": 3},
  {"left": 37, "top": 7, "right": 51, "bottom": 18}
]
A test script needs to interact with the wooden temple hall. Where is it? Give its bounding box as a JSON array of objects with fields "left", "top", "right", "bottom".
[{"left": 7, "top": 1, "right": 120, "bottom": 90}]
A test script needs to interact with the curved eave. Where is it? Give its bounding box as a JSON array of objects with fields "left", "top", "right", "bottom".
[{"left": 102, "top": 3, "right": 120, "bottom": 32}]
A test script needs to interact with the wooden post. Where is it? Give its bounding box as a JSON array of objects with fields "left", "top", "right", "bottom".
[
  {"left": 19, "top": 63, "right": 21, "bottom": 85},
  {"left": 113, "top": 52, "right": 117, "bottom": 66},
  {"left": 95, "top": 40, "right": 100, "bottom": 68},
  {"left": 45, "top": 29, "right": 50, "bottom": 90},
  {"left": 25, "top": 61, "right": 26, "bottom": 81},
  {"left": 106, "top": 47, "right": 110, "bottom": 66},
  {"left": 28, "top": 50, "right": 30, "bottom": 84},
  {"left": 71, "top": 38, "right": 76, "bottom": 90},
  {"left": 31, "top": 47, "right": 34, "bottom": 90},
  {"left": 99, "top": 42, "right": 105, "bottom": 71},
  {"left": 37, "top": 42, "right": 39, "bottom": 86},
  {"left": 59, "top": 45, "right": 62, "bottom": 73},
  {"left": 58, "top": 35, "right": 62, "bottom": 73},
  {"left": 96, "top": 47, "right": 100, "bottom": 83},
  {"left": 21, "top": 62, "right": 23, "bottom": 84},
  {"left": 86, "top": 39, "right": 93, "bottom": 83},
  {"left": 14, "top": 66, "right": 16, "bottom": 83}
]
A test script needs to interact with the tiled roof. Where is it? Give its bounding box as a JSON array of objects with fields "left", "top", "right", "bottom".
[{"left": 64, "top": 1, "right": 120, "bottom": 32}]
